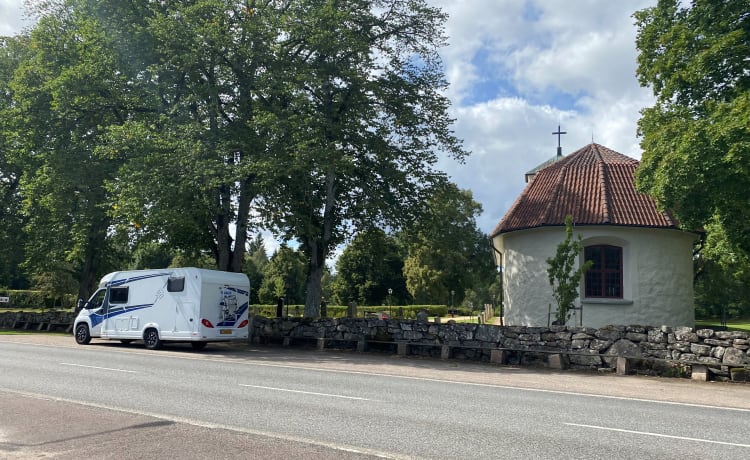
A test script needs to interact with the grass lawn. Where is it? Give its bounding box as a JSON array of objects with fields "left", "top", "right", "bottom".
[{"left": 695, "top": 319, "right": 750, "bottom": 332}]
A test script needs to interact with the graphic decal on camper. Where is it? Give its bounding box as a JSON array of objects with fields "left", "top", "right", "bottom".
[
  {"left": 107, "top": 273, "right": 171, "bottom": 287},
  {"left": 89, "top": 304, "right": 153, "bottom": 328},
  {"left": 216, "top": 286, "right": 250, "bottom": 327}
]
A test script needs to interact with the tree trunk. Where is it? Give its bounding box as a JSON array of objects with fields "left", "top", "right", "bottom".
[
  {"left": 304, "top": 253, "right": 324, "bottom": 318},
  {"left": 76, "top": 223, "right": 106, "bottom": 301},
  {"left": 303, "top": 164, "right": 336, "bottom": 317}
]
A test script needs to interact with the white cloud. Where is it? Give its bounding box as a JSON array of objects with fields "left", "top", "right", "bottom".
[
  {"left": 0, "top": 0, "right": 29, "bottom": 36},
  {"left": 432, "top": 0, "right": 656, "bottom": 233}
]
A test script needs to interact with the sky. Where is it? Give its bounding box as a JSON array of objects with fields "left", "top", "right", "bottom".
[{"left": 1, "top": 0, "right": 657, "bottom": 241}]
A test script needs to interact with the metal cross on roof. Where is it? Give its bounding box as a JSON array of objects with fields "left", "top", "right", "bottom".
[{"left": 552, "top": 124, "right": 567, "bottom": 148}]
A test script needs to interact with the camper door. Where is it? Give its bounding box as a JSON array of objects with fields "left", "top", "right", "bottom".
[
  {"left": 102, "top": 286, "right": 131, "bottom": 336},
  {"left": 169, "top": 275, "right": 197, "bottom": 337}
]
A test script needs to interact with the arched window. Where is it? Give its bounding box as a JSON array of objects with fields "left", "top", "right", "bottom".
[{"left": 584, "top": 245, "right": 622, "bottom": 298}]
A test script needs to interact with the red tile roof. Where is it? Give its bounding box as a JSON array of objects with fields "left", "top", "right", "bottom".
[{"left": 490, "top": 143, "right": 676, "bottom": 236}]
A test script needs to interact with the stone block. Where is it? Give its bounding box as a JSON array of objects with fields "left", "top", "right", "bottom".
[
  {"left": 616, "top": 356, "right": 630, "bottom": 375},
  {"left": 548, "top": 353, "right": 569, "bottom": 370},
  {"left": 691, "top": 365, "right": 708, "bottom": 381},
  {"left": 490, "top": 349, "right": 506, "bottom": 364},
  {"left": 441, "top": 345, "right": 451, "bottom": 360},
  {"left": 722, "top": 347, "right": 749, "bottom": 366},
  {"left": 730, "top": 368, "right": 750, "bottom": 382}
]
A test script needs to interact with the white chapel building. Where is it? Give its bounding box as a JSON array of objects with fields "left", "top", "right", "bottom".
[{"left": 490, "top": 143, "right": 696, "bottom": 328}]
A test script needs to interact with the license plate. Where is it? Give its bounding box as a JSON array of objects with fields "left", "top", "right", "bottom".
[{"left": 220, "top": 329, "right": 233, "bottom": 335}]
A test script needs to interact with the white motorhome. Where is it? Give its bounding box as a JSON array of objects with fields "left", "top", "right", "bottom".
[{"left": 74, "top": 268, "right": 250, "bottom": 350}]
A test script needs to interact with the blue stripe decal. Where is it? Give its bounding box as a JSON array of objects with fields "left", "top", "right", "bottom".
[
  {"left": 107, "top": 273, "right": 170, "bottom": 287},
  {"left": 89, "top": 304, "right": 154, "bottom": 327}
]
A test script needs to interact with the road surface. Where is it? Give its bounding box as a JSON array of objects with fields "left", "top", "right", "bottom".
[{"left": 1, "top": 334, "right": 749, "bottom": 459}]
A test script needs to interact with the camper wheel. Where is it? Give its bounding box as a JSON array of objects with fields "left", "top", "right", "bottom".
[
  {"left": 143, "top": 328, "right": 162, "bottom": 350},
  {"left": 191, "top": 342, "right": 208, "bottom": 350},
  {"left": 75, "top": 324, "right": 91, "bottom": 345}
]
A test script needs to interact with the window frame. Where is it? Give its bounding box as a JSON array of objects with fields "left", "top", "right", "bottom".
[
  {"left": 108, "top": 286, "right": 130, "bottom": 304},
  {"left": 584, "top": 244, "right": 623, "bottom": 299},
  {"left": 167, "top": 276, "right": 186, "bottom": 293}
]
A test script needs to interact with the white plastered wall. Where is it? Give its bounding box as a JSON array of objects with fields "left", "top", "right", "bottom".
[{"left": 492, "top": 226, "right": 696, "bottom": 328}]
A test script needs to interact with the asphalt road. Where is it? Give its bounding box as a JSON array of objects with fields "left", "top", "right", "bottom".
[{"left": 1, "top": 334, "right": 750, "bottom": 459}]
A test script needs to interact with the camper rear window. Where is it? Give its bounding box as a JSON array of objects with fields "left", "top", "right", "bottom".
[
  {"left": 109, "top": 287, "right": 129, "bottom": 304},
  {"left": 168, "top": 277, "right": 185, "bottom": 292}
]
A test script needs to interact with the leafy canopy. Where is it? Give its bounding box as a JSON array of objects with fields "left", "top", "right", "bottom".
[{"left": 634, "top": 0, "right": 750, "bottom": 257}]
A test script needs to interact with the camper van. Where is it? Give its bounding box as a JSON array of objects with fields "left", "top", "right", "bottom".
[{"left": 74, "top": 268, "right": 250, "bottom": 350}]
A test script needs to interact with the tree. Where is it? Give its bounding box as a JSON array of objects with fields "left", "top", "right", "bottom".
[
  {"left": 693, "top": 218, "right": 750, "bottom": 320},
  {"left": 333, "top": 227, "right": 407, "bottom": 306},
  {"left": 244, "top": 234, "right": 269, "bottom": 305},
  {"left": 0, "top": 36, "right": 30, "bottom": 289},
  {"left": 265, "top": 0, "right": 467, "bottom": 317},
  {"left": 89, "top": 0, "right": 286, "bottom": 273},
  {"left": 257, "top": 245, "right": 307, "bottom": 305},
  {"left": 634, "top": 0, "right": 750, "bottom": 258},
  {"left": 401, "top": 184, "right": 493, "bottom": 305},
  {"left": 129, "top": 241, "right": 174, "bottom": 270},
  {"left": 546, "top": 216, "right": 592, "bottom": 325},
  {"left": 7, "top": 4, "right": 133, "bottom": 299}
]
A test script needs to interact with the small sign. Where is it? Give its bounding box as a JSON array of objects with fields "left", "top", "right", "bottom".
[{"left": 0, "top": 296, "right": 9, "bottom": 303}]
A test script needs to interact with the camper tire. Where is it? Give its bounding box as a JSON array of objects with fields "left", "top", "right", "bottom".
[
  {"left": 143, "top": 328, "right": 162, "bottom": 350},
  {"left": 75, "top": 324, "right": 91, "bottom": 345},
  {"left": 191, "top": 341, "right": 208, "bottom": 350}
]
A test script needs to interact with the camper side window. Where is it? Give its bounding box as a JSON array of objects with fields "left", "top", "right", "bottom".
[
  {"left": 168, "top": 277, "right": 185, "bottom": 292},
  {"left": 109, "top": 287, "right": 129, "bottom": 304}
]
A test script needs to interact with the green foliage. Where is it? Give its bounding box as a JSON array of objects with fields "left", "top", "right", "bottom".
[
  {"left": 262, "top": 0, "right": 467, "bottom": 316},
  {"left": 634, "top": 0, "right": 750, "bottom": 258},
  {"left": 694, "top": 217, "right": 750, "bottom": 320},
  {"left": 129, "top": 241, "right": 174, "bottom": 270},
  {"left": 333, "top": 228, "right": 408, "bottom": 306},
  {"left": 401, "top": 184, "right": 495, "bottom": 306},
  {"left": 1, "top": 1, "right": 465, "bottom": 313},
  {"left": 3, "top": 4, "right": 134, "bottom": 298},
  {"left": 257, "top": 245, "right": 307, "bottom": 305},
  {"left": 0, "top": 290, "right": 76, "bottom": 309},
  {"left": 546, "top": 216, "right": 592, "bottom": 325},
  {"left": 0, "top": 36, "right": 29, "bottom": 290},
  {"left": 243, "top": 235, "right": 269, "bottom": 305}
]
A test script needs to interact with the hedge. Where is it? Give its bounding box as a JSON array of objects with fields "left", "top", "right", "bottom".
[
  {"left": 251, "top": 304, "right": 448, "bottom": 319},
  {"left": 0, "top": 290, "right": 76, "bottom": 310}
]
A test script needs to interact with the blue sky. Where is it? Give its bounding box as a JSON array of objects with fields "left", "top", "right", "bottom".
[{"left": 1, "top": 0, "right": 656, "bottom": 250}]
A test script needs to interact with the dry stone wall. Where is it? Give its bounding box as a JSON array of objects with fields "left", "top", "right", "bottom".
[
  {"left": 0, "top": 311, "right": 76, "bottom": 330},
  {"left": 250, "top": 316, "right": 750, "bottom": 380}
]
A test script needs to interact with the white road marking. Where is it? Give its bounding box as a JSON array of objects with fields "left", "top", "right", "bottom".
[
  {"left": 239, "top": 383, "right": 373, "bottom": 401},
  {"left": 0, "top": 388, "right": 409, "bottom": 459},
  {"left": 60, "top": 363, "right": 138, "bottom": 373},
  {"left": 566, "top": 423, "right": 750, "bottom": 448}
]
